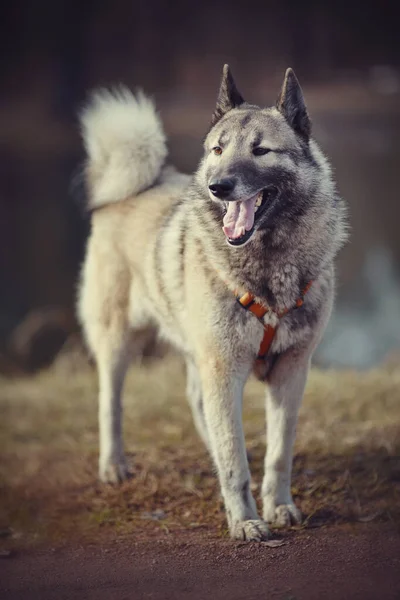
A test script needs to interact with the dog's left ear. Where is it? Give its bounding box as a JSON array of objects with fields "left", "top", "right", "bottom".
[
  {"left": 211, "top": 64, "right": 244, "bottom": 127},
  {"left": 277, "top": 68, "right": 311, "bottom": 139}
]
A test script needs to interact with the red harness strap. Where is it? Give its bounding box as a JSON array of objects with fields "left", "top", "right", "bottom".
[{"left": 235, "top": 280, "right": 313, "bottom": 363}]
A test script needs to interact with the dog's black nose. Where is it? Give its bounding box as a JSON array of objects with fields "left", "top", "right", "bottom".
[{"left": 209, "top": 178, "right": 235, "bottom": 198}]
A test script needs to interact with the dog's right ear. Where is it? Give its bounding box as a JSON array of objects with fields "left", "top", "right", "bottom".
[
  {"left": 277, "top": 68, "right": 311, "bottom": 139},
  {"left": 211, "top": 64, "right": 244, "bottom": 127}
]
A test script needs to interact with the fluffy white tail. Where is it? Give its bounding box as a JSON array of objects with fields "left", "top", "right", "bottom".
[{"left": 80, "top": 87, "right": 167, "bottom": 210}]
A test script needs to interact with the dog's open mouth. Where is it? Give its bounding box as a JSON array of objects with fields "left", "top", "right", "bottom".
[{"left": 222, "top": 186, "right": 278, "bottom": 246}]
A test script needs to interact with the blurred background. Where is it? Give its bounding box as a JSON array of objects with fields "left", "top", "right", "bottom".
[{"left": 1, "top": 0, "right": 399, "bottom": 374}]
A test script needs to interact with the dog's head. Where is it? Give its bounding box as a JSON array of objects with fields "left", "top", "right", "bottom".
[{"left": 197, "top": 65, "right": 330, "bottom": 248}]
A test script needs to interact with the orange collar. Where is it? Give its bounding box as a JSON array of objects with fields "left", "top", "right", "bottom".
[{"left": 234, "top": 280, "right": 313, "bottom": 363}]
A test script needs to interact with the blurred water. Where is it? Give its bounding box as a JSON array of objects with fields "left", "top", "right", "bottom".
[
  {"left": 313, "top": 111, "right": 400, "bottom": 367},
  {"left": 316, "top": 247, "right": 400, "bottom": 368}
]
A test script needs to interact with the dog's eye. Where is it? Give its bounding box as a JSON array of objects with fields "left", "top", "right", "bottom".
[
  {"left": 253, "top": 147, "right": 271, "bottom": 156},
  {"left": 212, "top": 146, "right": 223, "bottom": 155}
]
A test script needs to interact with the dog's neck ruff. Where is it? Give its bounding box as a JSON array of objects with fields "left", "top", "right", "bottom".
[{"left": 233, "top": 281, "right": 313, "bottom": 367}]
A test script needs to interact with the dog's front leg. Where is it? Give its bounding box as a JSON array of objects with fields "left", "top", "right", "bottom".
[
  {"left": 262, "top": 349, "right": 310, "bottom": 527},
  {"left": 185, "top": 359, "right": 211, "bottom": 451},
  {"left": 199, "top": 358, "right": 270, "bottom": 541}
]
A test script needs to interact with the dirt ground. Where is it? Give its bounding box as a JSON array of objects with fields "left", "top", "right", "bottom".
[
  {"left": 1, "top": 525, "right": 400, "bottom": 600},
  {"left": 1, "top": 355, "right": 400, "bottom": 598}
]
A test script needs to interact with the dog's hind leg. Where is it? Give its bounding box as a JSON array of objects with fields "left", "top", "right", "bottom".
[
  {"left": 93, "top": 323, "right": 156, "bottom": 483},
  {"left": 262, "top": 349, "right": 310, "bottom": 527},
  {"left": 185, "top": 359, "right": 210, "bottom": 451},
  {"left": 95, "top": 331, "right": 132, "bottom": 483},
  {"left": 78, "top": 235, "right": 132, "bottom": 484}
]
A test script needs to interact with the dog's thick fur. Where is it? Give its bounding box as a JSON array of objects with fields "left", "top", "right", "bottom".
[{"left": 78, "top": 66, "right": 347, "bottom": 541}]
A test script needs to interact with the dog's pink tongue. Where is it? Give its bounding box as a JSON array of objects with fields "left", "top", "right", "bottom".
[{"left": 222, "top": 196, "right": 257, "bottom": 239}]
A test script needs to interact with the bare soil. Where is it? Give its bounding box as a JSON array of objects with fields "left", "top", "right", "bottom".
[{"left": 1, "top": 525, "right": 400, "bottom": 600}]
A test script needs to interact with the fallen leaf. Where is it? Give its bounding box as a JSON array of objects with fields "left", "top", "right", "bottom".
[
  {"left": 358, "top": 512, "right": 381, "bottom": 523},
  {"left": 140, "top": 510, "right": 166, "bottom": 521},
  {"left": 261, "top": 539, "right": 286, "bottom": 548}
]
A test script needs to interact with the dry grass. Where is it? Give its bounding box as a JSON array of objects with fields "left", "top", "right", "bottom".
[{"left": 1, "top": 355, "right": 400, "bottom": 549}]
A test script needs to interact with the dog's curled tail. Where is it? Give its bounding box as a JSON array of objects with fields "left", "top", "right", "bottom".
[{"left": 80, "top": 87, "right": 167, "bottom": 210}]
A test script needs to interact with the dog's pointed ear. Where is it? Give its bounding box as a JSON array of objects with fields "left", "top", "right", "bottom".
[
  {"left": 277, "top": 68, "right": 311, "bottom": 139},
  {"left": 211, "top": 64, "right": 244, "bottom": 127}
]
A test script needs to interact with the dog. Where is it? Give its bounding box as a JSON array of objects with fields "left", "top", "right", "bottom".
[{"left": 78, "top": 65, "right": 348, "bottom": 541}]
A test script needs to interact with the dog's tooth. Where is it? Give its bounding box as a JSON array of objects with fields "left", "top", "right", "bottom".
[{"left": 255, "top": 193, "right": 262, "bottom": 207}]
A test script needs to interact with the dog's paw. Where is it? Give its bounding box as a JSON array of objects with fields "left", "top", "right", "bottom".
[
  {"left": 99, "top": 456, "right": 130, "bottom": 484},
  {"left": 231, "top": 519, "right": 270, "bottom": 542},
  {"left": 263, "top": 501, "right": 302, "bottom": 528}
]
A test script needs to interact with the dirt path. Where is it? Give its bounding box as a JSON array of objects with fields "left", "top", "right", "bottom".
[{"left": 1, "top": 525, "right": 400, "bottom": 600}]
